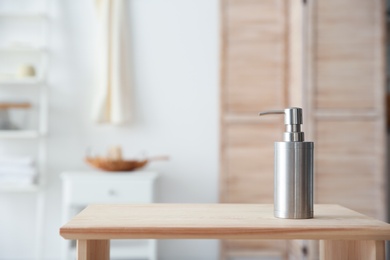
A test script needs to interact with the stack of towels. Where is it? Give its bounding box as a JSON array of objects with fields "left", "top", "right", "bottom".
[{"left": 0, "top": 156, "right": 36, "bottom": 186}]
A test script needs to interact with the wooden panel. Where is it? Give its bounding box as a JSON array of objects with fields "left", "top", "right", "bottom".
[
  {"left": 223, "top": 123, "right": 283, "bottom": 203},
  {"left": 320, "top": 240, "right": 385, "bottom": 260},
  {"left": 223, "top": 0, "right": 287, "bottom": 113},
  {"left": 224, "top": 239, "right": 287, "bottom": 257},
  {"left": 60, "top": 204, "right": 390, "bottom": 240},
  {"left": 223, "top": 117, "right": 288, "bottom": 258},
  {"left": 314, "top": 0, "right": 381, "bottom": 109},
  {"left": 315, "top": 120, "right": 382, "bottom": 218},
  {"left": 288, "top": 0, "right": 305, "bottom": 107},
  {"left": 288, "top": 240, "right": 319, "bottom": 260},
  {"left": 220, "top": 0, "right": 299, "bottom": 258}
]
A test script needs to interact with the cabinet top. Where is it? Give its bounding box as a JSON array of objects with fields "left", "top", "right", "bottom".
[
  {"left": 60, "top": 171, "right": 159, "bottom": 181},
  {"left": 60, "top": 204, "right": 390, "bottom": 240}
]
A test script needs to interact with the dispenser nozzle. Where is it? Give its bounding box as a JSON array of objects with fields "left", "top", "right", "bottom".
[
  {"left": 258, "top": 110, "right": 285, "bottom": 116},
  {"left": 258, "top": 107, "right": 304, "bottom": 142}
]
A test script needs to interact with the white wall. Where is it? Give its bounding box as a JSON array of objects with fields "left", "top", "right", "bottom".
[{"left": 0, "top": 0, "right": 219, "bottom": 259}]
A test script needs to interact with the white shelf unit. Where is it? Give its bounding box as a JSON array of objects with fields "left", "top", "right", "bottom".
[
  {"left": 61, "top": 171, "right": 159, "bottom": 260},
  {"left": 0, "top": 1, "right": 50, "bottom": 260},
  {"left": 0, "top": 48, "right": 49, "bottom": 91},
  {"left": 0, "top": 1, "right": 49, "bottom": 192}
]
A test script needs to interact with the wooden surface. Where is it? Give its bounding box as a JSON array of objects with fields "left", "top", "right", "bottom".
[
  {"left": 221, "top": 0, "right": 287, "bottom": 114},
  {"left": 77, "top": 240, "right": 109, "bottom": 260},
  {"left": 219, "top": 0, "right": 386, "bottom": 258},
  {"left": 294, "top": 0, "right": 386, "bottom": 259},
  {"left": 307, "top": 0, "right": 386, "bottom": 220},
  {"left": 320, "top": 240, "right": 385, "bottom": 260},
  {"left": 219, "top": 0, "right": 290, "bottom": 255},
  {"left": 60, "top": 204, "right": 390, "bottom": 241},
  {"left": 313, "top": 0, "right": 382, "bottom": 110}
]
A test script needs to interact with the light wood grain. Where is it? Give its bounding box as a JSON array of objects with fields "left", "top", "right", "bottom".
[
  {"left": 220, "top": 0, "right": 386, "bottom": 258},
  {"left": 220, "top": 1, "right": 289, "bottom": 256},
  {"left": 303, "top": 0, "right": 386, "bottom": 258},
  {"left": 223, "top": 0, "right": 287, "bottom": 114},
  {"left": 307, "top": 0, "right": 386, "bottom": 218},
  {"left": 320, "top": 240, "right": 385, "bottom": 260},
  {"left": 313, "top": 0, "right": 381, "bottom": 110},
  {"left": 60, "top": 204, "right": 390, "bottom": 241},
  {"left": 315, "top": 120, "right": 382, "bottom": 218},
  {"left": 309, "top": 0, "right": 386, "bottom": 218},
  {"left": 223, "top": 123, "right": 281, "bottom": 203},
  {"left": 0, "top": 102, "right": 31, "bottom": 109},
  {"left": 287, "top": 0, "right": 304, "bottom": 107},
  {"left": 77, "top": 240, "right": 109, "bottom": 260},
  {"left": 224, "top": 240, "right": 287, "bottom": 259}
]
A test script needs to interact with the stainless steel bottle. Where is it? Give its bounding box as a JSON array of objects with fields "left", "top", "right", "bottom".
[{"left": 259, "top": 107, "right": 314, "bottom": 219}]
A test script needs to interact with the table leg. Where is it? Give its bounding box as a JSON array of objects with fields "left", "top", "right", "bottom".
[
  {"left": 320, "top": 240, "right": 384, "bottom": 260},
  {"left": 77, "top": 240, "right": 110, "bottom": 260}
]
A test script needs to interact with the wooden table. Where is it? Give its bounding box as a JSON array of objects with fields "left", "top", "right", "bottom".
[{"left": 60, "top": 204, "right": 390, "bottom": 260}]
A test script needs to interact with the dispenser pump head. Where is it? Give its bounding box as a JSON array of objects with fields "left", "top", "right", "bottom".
[{"left": 259, "top": 107, "right": 304, "bottom": 142}]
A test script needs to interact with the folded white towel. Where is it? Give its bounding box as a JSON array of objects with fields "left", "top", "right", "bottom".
[
  {"left": 0, "top": 156, "right": 34, "bottom": 166},
  {"left": 0, "top": 166, "right": 36, "bottom": 176},
  {"left": 0, "top": 175, "right": 36, "bottom": 186}
]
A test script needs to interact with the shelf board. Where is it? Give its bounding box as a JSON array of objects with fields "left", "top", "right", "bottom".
[
  {"left": 0, "top": 183, "right": 39, "bottom": 192},
  {"left": 0, "top": 78, "right": 45, "bottom": 86},
  {"left": 0, "top": 102, "right": 31, "bottom": 109},
  {"left": 0, "top": 47, "right": 47, "bottom": 54},
  {"left": 0, "top": 130, "right": 40, "bottom": 139},
  {"left": 0, "top": 13, "right": 48, "bottom": 20}
]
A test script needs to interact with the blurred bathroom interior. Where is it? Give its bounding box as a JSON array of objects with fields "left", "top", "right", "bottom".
[{"left": 0, "top": 0, "right": 388, "bottom": 260}]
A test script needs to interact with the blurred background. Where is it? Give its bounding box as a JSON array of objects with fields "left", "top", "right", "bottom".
[{"left": 0, "top": 0, "right": 387, "bottom": 260}]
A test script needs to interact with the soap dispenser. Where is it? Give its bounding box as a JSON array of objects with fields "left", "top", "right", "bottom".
[{"left": 259, "top": 107, "right": 313, "bottom": 219}]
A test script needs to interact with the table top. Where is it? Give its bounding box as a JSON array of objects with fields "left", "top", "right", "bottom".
[{"left": 60, "top": 204, "right": 390, "bottom": 240}]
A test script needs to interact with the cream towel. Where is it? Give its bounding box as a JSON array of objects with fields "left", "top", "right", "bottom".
[{"left": 94, "top": 0, "right": 132, "bottom": 124}]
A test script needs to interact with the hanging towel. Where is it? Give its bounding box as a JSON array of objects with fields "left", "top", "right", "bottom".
[{"left": 93, "top": 0, "right": 132, "bottom": 125}]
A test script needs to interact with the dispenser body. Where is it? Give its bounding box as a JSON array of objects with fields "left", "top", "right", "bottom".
[{"left": 274, "top": 141, "right": 314, "bottom": 219}]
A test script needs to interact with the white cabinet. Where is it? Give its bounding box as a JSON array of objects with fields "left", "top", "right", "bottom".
[{"left": 61, "top": 171, "right": 159, "bottom": 260}]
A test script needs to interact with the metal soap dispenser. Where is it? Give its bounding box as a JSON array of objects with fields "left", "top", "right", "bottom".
[{"left": 259, "top": 107, "right": 313, "bottom": 219}]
